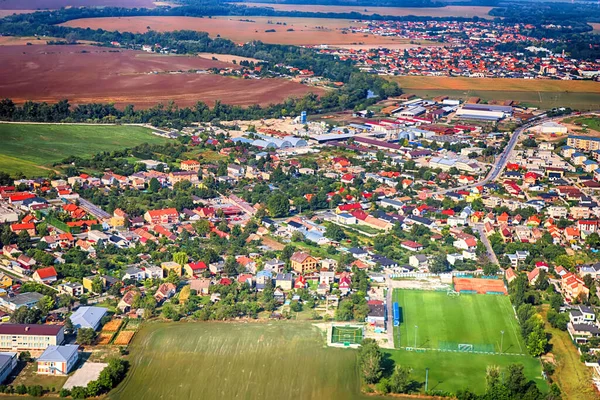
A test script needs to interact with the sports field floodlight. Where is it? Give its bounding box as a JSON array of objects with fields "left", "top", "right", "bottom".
[{"left": 414, "top": 325, "right": 418, "bottom": 348}]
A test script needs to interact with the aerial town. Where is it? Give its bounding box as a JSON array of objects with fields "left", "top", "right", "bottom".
[{"left": 0, "top": 0, "right": 599, "bottom": 399}]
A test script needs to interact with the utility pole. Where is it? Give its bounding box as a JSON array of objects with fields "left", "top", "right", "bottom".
[{"left": 500, "top": 330, "right": 504, "bottom": 354}]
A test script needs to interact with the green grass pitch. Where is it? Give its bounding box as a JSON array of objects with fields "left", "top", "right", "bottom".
[
  {"left": 331, "top": 325, "right": 363, "bottom": 345},
  {"left": 393, "top": 289, "right": 525, "bottom": 354},
  {"left": 0, "top": 123, "right": 167, "bottom": 176}
]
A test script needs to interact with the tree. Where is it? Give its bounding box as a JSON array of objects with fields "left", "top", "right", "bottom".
[
  {"left": 267, "top": 192, "right": 289, "bottom": 218},
  {"left": 505, "top": 364, "right": 527, "bottom": 395},
  {"left": 76, "top": 327, "right": 97, "bottom": 345},
  {"left": 535, "top": 269, "right": 549, "bottom": 291},
  {"left": 429, "top": 254, "right": 449, "bottom": 273},
  {"left": 193, "top": 219, "right": 211, "bottom": 236},
  {"left": 585, "top": 232, "right": 600, "bottom": 247},
  {"left": 91, "top": 276, "right": 104, "bottom": 294},
  {"left": 335, "top": 299, "right": 354, "bottom": 321},
  {"left": 483, "top": 263, "right": 498, "bottom": 276},
  {"left": 162, "top": 303, "right": 179, "bottom": 320},
  {"left": 485, "top": 365, "right": 501, "bottom": 391},
  {"left": 527, "top": 317, "right": 548, "bottom": 357},
  {"left": 173, "top": 252, "right": 188, "bottom": 267},
  {"left": 325, "top": 224, "right": 346, "bottom": 241},
  {"left": 37, "top": 295, "right": 56, "bottom": 314},
  {"left": 358, "top": 339, "right": 383, "bottom": 384},
  {"left": 389, "top": 365, "right": 412, "bottom": 394},
  {"left": 290, "top": 300, "right": 302, "bottom": 312},
  {"left": 64, "top": 318, "right": 74, "bottom": 334},
  {"left": 149, "top": 177, "right": 161, "bottom": 192}
]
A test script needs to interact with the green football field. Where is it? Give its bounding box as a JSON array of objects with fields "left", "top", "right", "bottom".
[
  {"left": 0, "top": 123, "right": 167, "bottom": 176},
  {"left": 393, "top": 289, "right": 525, "bottom": 354}
]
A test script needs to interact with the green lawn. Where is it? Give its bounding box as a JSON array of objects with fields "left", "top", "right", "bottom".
[
  {"left": 393, "top": 290, "right": 525, "bottom": 354},
  {"left": 385, "top": 349, "right": 547, "bottom": 394},
  {"left": 0, "top": 123, "right": 167, "bottom": 176},
  {"left": 564, "top": 115, "right": 600, "bottom": 132}
]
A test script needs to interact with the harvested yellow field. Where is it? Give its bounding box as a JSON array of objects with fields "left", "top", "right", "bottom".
[
  {"left": 238, "top": 3, "right": 494, "bottom": 18},
  {"left": 102, "top": 319, "right": 123, "bottom": 333},
  {"left": 97, "top": 333, "right": 113, "bottom": 345},
  {"left": 390, "top": 76, "right": 600, "bottom": 93},
  {"left": 114, "top": 330, "right": 135, "bottom": 346}
]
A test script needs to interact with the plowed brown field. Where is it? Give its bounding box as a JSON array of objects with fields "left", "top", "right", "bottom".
[
  {"left": 238, "top": 3, "right": 494, "bottom": 18},
  {"left": 0, "top": 0, "right": 155, "bottom": 10},
  {"left": 0, "top": 45, "right": 323, "bottom": 108},
  {"left": 61, "top": 16, "right": 439, "bottom": 47}
]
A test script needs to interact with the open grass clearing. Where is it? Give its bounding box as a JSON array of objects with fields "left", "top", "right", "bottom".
[
  {"left": 539, "top": 305, "right": 597, "bottom": 400},
  {"left": 0, "top": 123, "right": 167, "bottom": 176},
  {"left": 386, "top": 349, "right": 547, "bottom": 394}
]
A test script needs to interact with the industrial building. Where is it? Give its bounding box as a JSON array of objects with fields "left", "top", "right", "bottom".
[{"left": 455, "top": 104, "right": 513, "bottom": 121}]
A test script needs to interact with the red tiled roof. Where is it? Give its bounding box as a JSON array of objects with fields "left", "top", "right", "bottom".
[{"left": 35, "top": 266, "right": 57, "bottom": 279}]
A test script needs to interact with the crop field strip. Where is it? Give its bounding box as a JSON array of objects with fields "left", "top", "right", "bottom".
[{"left": 0, "top": 123, "right": 167, "bottom": 176}]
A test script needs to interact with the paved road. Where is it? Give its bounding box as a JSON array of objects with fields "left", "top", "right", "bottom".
[
  {"left": 432, "top": 112, "right": 600, "bottom": 195},
  {"left": 472, "top": 223, "right": 499, "bottom": 265},
  {"left": 386, "top": 278, "right": 394, "bottom": 347}
]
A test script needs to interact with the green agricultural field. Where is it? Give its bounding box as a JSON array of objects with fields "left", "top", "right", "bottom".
[
  {"left": 393, "top": 290, "right": 524, "bottom": 354},
  {"left": 0, "top": 123, "right": 167, "bottom": 177},
  {"left": 111, "top": 322, "right": 370, "bottom": 400},
  {"left": 111, "top": 321, "right": 547, "bottom": 399},
  {"left": 406, "top": 89, "right": 600, "bottom": 111}
]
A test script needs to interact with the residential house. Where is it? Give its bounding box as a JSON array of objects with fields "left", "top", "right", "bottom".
[
  {"left": 161, "top": 261, "right": 182, "bottom": 277},
  {"left": 57, "top": 282, "right": 84, "bottom": 297},
  {"left": 290, "top": 252, "right": 319, "bottom": 274},
  {"left": 366, "top": 301, "right": 386, "bottom": 328},
  {"left": 154, "top": 283, "right": 177, "bottom": 303},
  {"left": 32, "top": 267, "right": 57, "bottom": 284},
  {"left": 561, "top": 272, "right": 589, "bottom": 301},
  {"left": 0, "top": 292, "right": 43, "bottom": 311},
  {"left": 144, "top": 208, "right": 179, "bottom": 224},
  {"left": 275, "top": 274, "right": 293, "bottom": 291},
  {"left": 400, "top": 241, "right": 423, "bottom": 252},
  {"left": 122, "top": 267, "right": 145, "bottom": 281},
  {"left": 184, "top": 261, "right": 207, "bottom": 277},
  {"left": 190, "top": 278, "right": 211, "bottom": 295}
]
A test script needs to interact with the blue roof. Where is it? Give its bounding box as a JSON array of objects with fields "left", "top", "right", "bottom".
[
  {"left": 69, "top": 306, "right": 107, "bottom": 330},
  {"left": 38, "top": 345, "right": 79, "bottom": 363}
]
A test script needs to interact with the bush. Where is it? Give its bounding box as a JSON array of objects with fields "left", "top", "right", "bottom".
[
  {"left": 70, "top": 386, "right": 88, "bottom": 399},
  {"left": 59, "top": 388, "right": 71, "bottom": 397},
  {"left": 375, "top": 377, "right": 391, "bottom": 394},
  {"left": 27, "top": 385, "right": 43, "bottom": 397}
]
